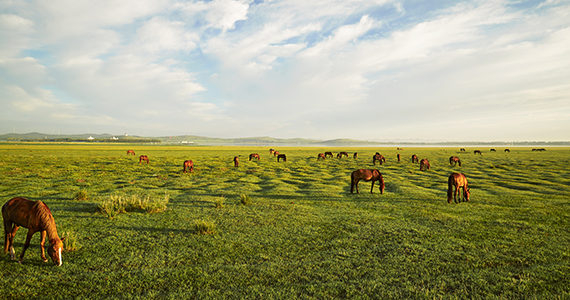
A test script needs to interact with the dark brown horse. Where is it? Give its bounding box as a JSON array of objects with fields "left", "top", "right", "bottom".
[
  {"left": 277, "top": 154, "right": 286, "bottom": 162},
  {"left": 460, "top": 148, "right": 466, "bottom": 152},
  {"left": 353, "top": 153, "right": 358, "bottom": 159},
  {"left": 504, "top": 149, "right": 510, "bottom": 152},
  {"left": 490, "top": 149, "right": 496, "bottom": 152},
  {"left": 449, "top": 156, "right": 461, "bottom": 166},
  {"left": 474, "top": 150, "right": 482, "bottom": 155},
  {"left": 183, "top": 160, "right": 194, "bottom": 173},
  {"left": 419, "top": 159, "right": 430, "bottom": 171},
  {"left": 126, "top": 150, "right": 135, "bottom": 156},
  {"left": 324, "top": 151, "right": 333, "bottom": 158},
  {"left": 373, "top": 153, "right": 385, "bottom": 165},
  {"left": 350, "top": 169, "right": 385, "bottom": 194},
  {"left": 317, "top": 153, "right": 326, "bottom": 160},
  {"left": 139, "top": 155, "right": 149, "bottom": 164},
  {"left": 411, "top": 154, "right": 419, "bottom": 163},
  {"left": 397, "top": 154, "right": 401, "bottom": 162},
  {"left": 234, "top": 156, "right": 239, "bottom": 167},
  {"left": 249, "top": 153, "right": 260, "bottom": 161},
  {"left": 3, "top": 197, "right": 65, "bottom": 265},
  {"left": 339, "top": 152, "right": 349, "bottom": 158},
  {"left": 447, "top": 173, "right": 470, "bottom": 203}
]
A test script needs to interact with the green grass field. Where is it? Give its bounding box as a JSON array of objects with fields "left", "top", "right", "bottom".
[{"left": 1, "top": 143, "right": 569, "bottom": 299}]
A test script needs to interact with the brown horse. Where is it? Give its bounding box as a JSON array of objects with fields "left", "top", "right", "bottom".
[
  {"left": 353, "top": 153, "right": 358, "bottom": 159},
  {"left": 373, "top": 153, "right": 385, "bottom": 165},
  {"left": 234, "top": 156, "right": 239, "bottom": 168},
  {"left": 126, "top": 150, "right": 135, "bottom": 156},
  {"left": 474, "top": 150, "right": 482, "bottom": 155},
  {"left": 504, "top": 149, "right": 510, "bottom": 152},
  {"left": 273, "top": 151, "right": 280, "bottom": 157},
  {"left": 397, "top": 154, "right": 401, "bottom": 162},
  {"left": 277, "top": 154, "right": 287, "bottom": 162},
  {"left": 490, "top": 149, "right": 496, "bottom": 152},
  {"left": 3, "top": 197, "right": 65, "bottom": 265},
  {"left": 183, "top": 160, "right": 194, "bottom": 173},
  {"left": 350, "top": 169, "right": 385, "bottom": 194},
  {"left": 324, "top": 151, "right": 333, "bottom": 158},
  {"left": 249, "top": 153, "right": 260, "bottom": 161},
  {"left": 269, "top": 149, "right": 275, "bottom": 154},
  {"left": 449, "top": 156, "right": 461, "bottom": 166},
  {"left": 339, "top": 152, "right": 349, "bottom": 158},
  {"left": 317, "top": 153, "right": 326, "bottom": 160},
  {"left": 139, "top": 155, "right": 149, "bottom": 164},
  {"left": 447, "top": 173, "right": 470, "bottom": 203},
  {"left": 460, "top": 148, "right": 466, "bottom": 152},
  {"left": 411, "top": 154, "right": 419, "bottom": 163},
  {"left": 419, "top": 159, "right": 430, "bottom": 171}
]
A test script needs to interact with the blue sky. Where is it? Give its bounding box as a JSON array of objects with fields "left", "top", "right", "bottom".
[{"left": 1, "top": 0, "right": 569, "bottom": 141}]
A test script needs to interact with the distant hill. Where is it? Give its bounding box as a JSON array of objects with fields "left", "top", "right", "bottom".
[
  {"left": 0, "top": 132, "right": 159, "bottom": 143},
  {"left": 159, "top": 135, "right": 381, "bottom": 145}
]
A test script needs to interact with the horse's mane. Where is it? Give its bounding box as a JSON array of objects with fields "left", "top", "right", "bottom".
[{"left": 32, "top": 201, "right": 55, "bottom": 229}]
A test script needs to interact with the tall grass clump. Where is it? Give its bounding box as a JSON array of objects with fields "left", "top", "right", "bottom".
[
  {"left": 194, "top": 219, "right": 216, "bottom": 235},
  {"left": 74, "top": 189, "right": 88, "bottom": 201},
  {"left": 98, "top": 193, "right": 169, "bottom": 219},
  {"left": 240, "top": 194, "right": 252, "bottom": 205},
  {"left": 214, "top": 196, "right": 225, "bottom": 208},
  {"left": 61, "top": 231, "right": 81, "bottom": 251}
]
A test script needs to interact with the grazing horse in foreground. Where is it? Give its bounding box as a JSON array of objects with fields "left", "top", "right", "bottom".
[
  {"left": 183, "top": 160, "right": 194, "bottom": 173},
  {"left": 277, "top": 154, "right": 287, "bottom": 162},
  {"left": 3, "top": 197, "right": 65, "bottom": 266},
  {"left": 353, "top": 153, "right": 358, "bottom": 159},
  {"left": 449, "top": 156, "right": 461, "bottom": 166},
  {"left": 126, "top": 150, "right": 135, "bottom": 156},
  {"left": 397, "top": 154, "right": 401, "bottom": 162},
  {"left": 447, "top": 173, "right": 470, "bottom": 203},
  {"left": 419, "top": 159, "right": 430, "bottom": 171},
  {"left": 249, "top": 153, "right": 260, "bottom": 161},
  {"left": 504, "top": 149, "right": 510, "bottom": 152},
  {"left": 139, "top": 155, "right": 149, "bottom": 164},
  {"left": 317, "top": 153, "right": 326, "bottom": 160},
  {"left": 350, "top": 169, "right": 385, "bottom": 194},
  {"left": 411, "top": 154, "right": 419, "bottom": 163},
  {"left": 373, "top": 154, "right": 385, "bottom": 165},
  {"left": 339, "top": 152, "right": 349, "bottom": 158},
  {"left": 324, "top": 151, "right": 333, "bottom": 158},
  {"left": 474, "top": 150, "right": 482, "bottom": 155},
  {"left": 234, "top": 156, "right": 239, "bottom": 168}
]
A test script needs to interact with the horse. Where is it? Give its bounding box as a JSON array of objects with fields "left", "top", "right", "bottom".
[
  {"left": 183, "top": 160, "right": 194, "bottom": 173},
  {"left": 490, "top": 149, "right": 496, "bottom": 152},
  {"left": 3, "top": 197, "right": 65, "bottom": 266},
  {"left": 397, "top": 147, "right": 404, "bottom": 150},
  {"left": 474, "top": 150, "right": 482, "bottom": 155},
  {"left": 373, "top": 154, "right": 385, "bottom": 165},
  {"left": 353, "top": 153, "right": 358, "bottom": 159},
  {"left": 126, "top": 150, "right": 135, "bottom": 156},
  {"left": 339, "top": 152, "right": 349, "bottom": 158},
  {"left": 277, "top": 154, "right": 287, "bottom": 162},
  {"left": 449, "top": 156, "right": 461, "bottom": 166},
  {"left": 397, "top": 154, "right": 401, "bottom": 162},
  {"left": 460, "top": 148, "right": 466, "bottom": 152},
  {"left": 504, "top": 149, "right": 510, "bottom": 152},
  {"left": 411, "top": 154, "right": 419, "bottom": 163},
  {"left": 350, "top": 169, "right": 385, "bottom": 194},
  {"left": 249, "top": 153, "right": 260, "bottom": 161},
  {"left": 273, "top": 151, "right": 280, "bottom": 157},
  {"left": 269, "top": 149, "right": 275, "bottom": 154},
  {"left": 139, "top": 155, "right": 149, "bottom": 164},
  {"left": 447, "top": 173, "right": 470, "bottom": 203},
  {"left": 324, "top": 151, "right": 333, "bottom": 158},
  {"left": 233, "top": 156, "right": 239, "bottom": 168},
  {"left": 317, "top": 153, "right": 326, "bottom": 160},
  {"left": 337, "top": 153, "right": 342, "bottom": 159},
  {"left": 419, "top": 159, "right": 430, "bottom": 171}
]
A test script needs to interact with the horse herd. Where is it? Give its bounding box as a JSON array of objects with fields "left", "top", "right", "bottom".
[{"left": 5, "top": 146, "right": 520, "bottom": 266}]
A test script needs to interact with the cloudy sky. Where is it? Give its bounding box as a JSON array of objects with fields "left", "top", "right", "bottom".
[{"left": 1, "top": 0, "right": 569, "bottom": 141}]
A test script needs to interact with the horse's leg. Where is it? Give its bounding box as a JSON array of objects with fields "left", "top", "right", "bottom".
[
  {"left": 40, "top": 230, "right": 48, "bottom": 262},
  {"left": 355, "top": 179, "right": 360, "bottom": 194},
  {"left": 19, "top": 229, "right": 36, "bottom": 264},
  {"left": 8, "top": 225, "right": 19, "bottom": 260},
  {"left": 370, "top": 180, "right": 375, "bottom": 194},
  {"left": 3, "top": 219, "right": 12, "bottom": 254},
  {"left": 454, "top": 185, "right": 459, "bottom": 203}
]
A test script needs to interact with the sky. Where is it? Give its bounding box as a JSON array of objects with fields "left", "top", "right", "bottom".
[{"left": 1, "top": 0, "right": 569, "bottom": 141}]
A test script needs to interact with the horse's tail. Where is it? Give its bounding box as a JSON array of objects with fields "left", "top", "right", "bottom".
[{"left": 447, "top": 175, "right": 454, "bottom": 203}]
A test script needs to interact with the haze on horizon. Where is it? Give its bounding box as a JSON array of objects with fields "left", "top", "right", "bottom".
[{"left": 1, "top": 0, "right": 569, "bottom": 142}]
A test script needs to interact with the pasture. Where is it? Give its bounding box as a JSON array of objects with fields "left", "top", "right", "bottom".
[{"left": 1, "top": 143, "right": 569, "bottom": 299}]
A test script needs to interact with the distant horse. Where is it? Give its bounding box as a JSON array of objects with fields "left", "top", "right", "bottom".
[
  {"left": 277, "top": 154, "right": 287, "bottom": 162},
  {"left": 460, "top": 148, "right": 466, "bottom": 152},
  {"left": 419, "top": 159, "right": 430, "bottom": 171},
  {"left": 139, "top": 155, "right": 149, "bottom": 164},
  {"left": 447, "top": 173, "right": 470, "bottom": 203},
  {"left": 339, "top": 152, "right": 349, "bottom": 158},
  {"left": 273, "top": 151, "right": 280, "bottom": 157},
  {"left": 350, "top": 169, "right": 385, "bottom": 194},
  {"left": 324, "top": 151, "right": 333, "bottom": 158},
  {"left": 411, "top": 154, "right": 419, "bottom": 163},
  {"left": 337, "top": 153, "right": 342, "bottom": 159},
  {"left": 397, "top": 154, "right": 401, "bottom": 162},
  {"left": 126, "top": 150, "right": 135, "bottom": 156},
  {"left": 490, "top": 149, "right": 496, "bottom": 152},
  {"left": 234, "top": 156, "right": 239, "bottom": 168},
  {"left": 3, "top": 197, "right": 65, "bottom": 265},
  {"left": 397, "top": 147, "right": 404, "bottom": 150},
  {"left": 183, "top": 160, "right": 194, "bottom": 173},
  {"left": 449, "top": 156, "right": 461, "bottom": 166},
  {"left": 269, "top": 149, "right": 275, "bottom": 154},
  {"left": 474, "top": 150, "right": 482, "bottom": 155},
  {"left": 504, "top": 149, "right": 510, "bottom": 152},
  {"left": 353, "top": 153, "right": 358, "bottom": 159},
  {"left": 249, "top": 153, "right": 260, "bottom": 161},
  {"left": 317, "top": 153, "right": 326, "bottom": 160},
  {"left": 373, "top": 154, "right": 385, "bottom": 165}
]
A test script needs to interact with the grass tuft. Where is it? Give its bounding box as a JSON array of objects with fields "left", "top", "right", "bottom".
[
  {"left": 61, "top": 231, "right": 81, "bottom": 251},
  {"left": 214, "top": 196, "right": 225, "bottom": 208},
  {"left": 194, "top": 219, "right": 216, "bottom": 235},
  {"left": 240, "top": 194, "right": 252, "bottom": 205},
  {"left": 98, "top": 193, "right": 169, "bottom": 218},
  {"left": 74, "top": 189, "right": 89, "bottom": 201}
]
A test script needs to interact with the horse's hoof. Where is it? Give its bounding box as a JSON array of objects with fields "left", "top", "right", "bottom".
[
  {"left": 17, "top": 261, "right": 23, "bottom": 264},
  {"left": 43, "top": 259, "right": 49, "bottom": 263}
]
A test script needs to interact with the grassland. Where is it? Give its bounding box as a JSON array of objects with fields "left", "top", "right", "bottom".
[{"left": 0, "top": 143, "right": 569, "bottom": 299}]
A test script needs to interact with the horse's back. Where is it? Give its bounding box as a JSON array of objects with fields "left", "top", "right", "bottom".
[
  {"left": 352, "top": 169, "right": 378, "bottom": 180},
  {"left": 2, "top": 197, "right": 42, "bottom": 229}
]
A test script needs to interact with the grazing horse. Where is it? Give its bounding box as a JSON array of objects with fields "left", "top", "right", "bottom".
[
  {"left": 234, "top": 156, "right": 239, "bottom": 168},
  {"left": 269, "top": 149, "right": 275, "bottom": 154},
  {"left": 474, "top": 150, "right": 482, "bottom": 155},
  {"left": 249, "top": 153, "right": 260, "bottom": 161},
  {"left": 449, "top": 156, "right": 461, "bottom": 166},
  {"left": 419, "top": 159, "right": 430, "bottom": 171},
  {"left": 183, "top": 160, "right": 194, "bottom": 173},
  {"left": 139, "top": 155, "right": 149, "bottom": 164},
  {"left": 337, "top": 153, "right": 342, "bottom": 159},
  {"left": 324, "top": 151, "right": 333, "bottom": 158},
  {"left": 447, "top": 173, "right": 470, "bottom": 203},
  {"left": 339, "top": 152, "right": 349, "bottom": 158},
  {"left": 411, "top": 154, "right": 419, "bottom": 163},
  {"left": 277, "top": 154, "right": 287, "bottom": 162},
  {"left": 350, "top": 169, "right": 385, "bottom": 194},
  {"left": 504, "top": 149, "right": 510, "bottom": 152},
  {"left": 373, "top": 154, "right": 385, "bottom": 165},
  {"left": 353, "top": 153, "right": 358, "bottom": 159},
  {"left": 317, "top": 153, "right": 326, "bottom": 160},
  {"left": 397, "top": 154, "right": 401, "bottom": 162},
  {"left": 460, "top": 148, "right": 466, "bottom": 152},
  {"left": 397, "top": 147, "right": 404, "bottom": 150},
  {"left": 126, "top": 150, "right": 135, "bottom": 156},
  {"left": 490, "top": 149, "right": 496, "bottom": 152},
  {"left": 3, "top": 197, "right": 65, "bottom": 265},
  {"left": 273, "top": 151, "right": 280, "bottom": 157}
]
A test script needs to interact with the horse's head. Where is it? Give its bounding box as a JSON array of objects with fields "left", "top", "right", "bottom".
[{"left": 48, "top": 237, "right": 65, "bottom": 266}]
